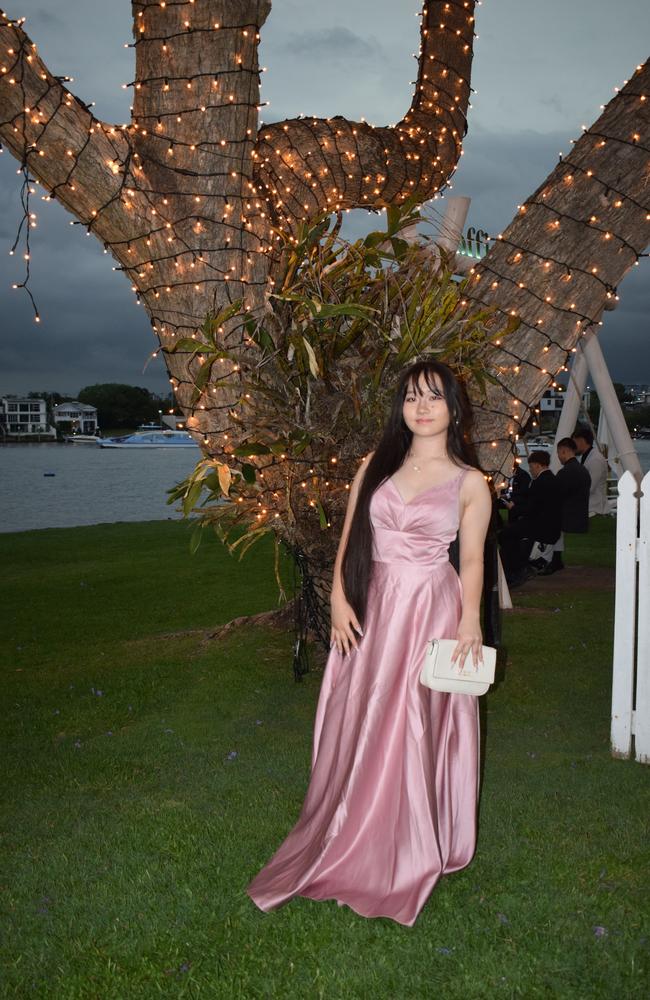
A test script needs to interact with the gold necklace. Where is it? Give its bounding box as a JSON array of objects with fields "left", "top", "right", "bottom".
[{"left": 407, "top": 452, "right": 440, "bottom": 472}]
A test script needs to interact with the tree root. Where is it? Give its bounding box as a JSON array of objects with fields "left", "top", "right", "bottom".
[{"left": 202, "top": 598, "right": 298, "bottom": 644}]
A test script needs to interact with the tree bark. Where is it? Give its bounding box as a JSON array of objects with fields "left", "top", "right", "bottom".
[
  {"left": 254, "top": 0, "right": 476, "bottom": 230},
  {"left": 1, "top": 4, "right": 648, "bottom": 485},
  {"left": 469, "top": 61, "right": 650, "bottom": 476},
  {"left": 0, "top": 0, "right": 476, "bottom": 450}
]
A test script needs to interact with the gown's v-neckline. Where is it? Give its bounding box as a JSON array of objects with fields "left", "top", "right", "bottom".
[{"left": 387, "top": 469, "right": 464, "bottom": 507}]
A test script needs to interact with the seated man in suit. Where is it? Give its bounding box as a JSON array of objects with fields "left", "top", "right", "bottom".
[
  {"left": 501, "top": 464, "right": 532, "bottom": 523},
  {"left": 573, "top": 426, "right": 609, "bottom": 516},
  {"left": 541, "top": 437, "right": 591, "bottom": 575},
  {"left": 498, "top": 450, "right": 562, "bottom": 586}
]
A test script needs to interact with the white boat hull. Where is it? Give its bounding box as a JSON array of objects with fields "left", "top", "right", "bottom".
[
  {"left": 99, "top": 442, "right": 199, "bottom": 448},
  {"left": 98, "top": 430, "right": 199, "bottom": 449}
]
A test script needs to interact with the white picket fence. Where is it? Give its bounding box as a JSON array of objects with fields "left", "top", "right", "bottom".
[{"left": 611, "top": 470, "right": 650, "bottom": 762}]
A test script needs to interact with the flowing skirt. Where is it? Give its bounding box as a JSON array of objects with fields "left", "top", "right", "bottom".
[{"left": 247, "top": 560, "right": 480, "bottom": 926}]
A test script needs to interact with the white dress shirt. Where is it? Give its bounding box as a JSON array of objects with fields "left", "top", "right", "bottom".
[{"left": 582, "top": 446, "right": 609, "bottom": 515}]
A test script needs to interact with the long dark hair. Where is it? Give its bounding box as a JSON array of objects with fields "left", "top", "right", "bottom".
[{"left": 341, "top": 360, "right": 479, "bottom": 627}]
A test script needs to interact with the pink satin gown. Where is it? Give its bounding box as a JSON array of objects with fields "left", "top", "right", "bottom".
[{"left": 247, "top": 468, "right": 480, "bottom": 926}]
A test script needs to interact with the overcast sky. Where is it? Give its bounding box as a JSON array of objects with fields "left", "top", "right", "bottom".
[{"left": 1, "top": 0, "right": 649, "bottom": 397}]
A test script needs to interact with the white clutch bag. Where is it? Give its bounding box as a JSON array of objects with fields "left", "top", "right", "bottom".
[{"left": 419, "top": 638, "right": 496, "bottom": 696}]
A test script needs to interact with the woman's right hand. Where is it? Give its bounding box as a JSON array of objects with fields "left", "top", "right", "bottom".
[{"left": 330, "top": 591, "right": 363, "bottom": 656}]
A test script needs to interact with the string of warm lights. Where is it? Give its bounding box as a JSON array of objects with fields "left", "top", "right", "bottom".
[
  {"left": 7, "top": 163, "right": 39, "bottom": 319},
  {"left": 463, "top": 63, "right": 650, "bottom": 482},
  {"left": 2, "top": 3, "right": 648, "bottom": 669},
  {"left": 0, "top": 1, "right": 476, "bottom": 376}
]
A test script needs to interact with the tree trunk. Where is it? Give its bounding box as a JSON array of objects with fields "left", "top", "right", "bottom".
[
  {"left": 469, "top": 61, "right": 650, "bottom": 475},
  {"left": 2, "top": 6, "right": 648, "bottom": 631},
  {"left": 0, "top": 0, "right": 476, "bottom": 452}
]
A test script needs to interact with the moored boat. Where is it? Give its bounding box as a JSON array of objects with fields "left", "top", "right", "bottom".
[
  {"left": 64, "top": 434, "right": 103, "bottom": 445},
  {"left": 98, "top": 430, "right": 199, "bottom": 448}
]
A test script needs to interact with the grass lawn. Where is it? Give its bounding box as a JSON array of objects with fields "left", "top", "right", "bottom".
[{"left": 1, "top": 517, "right": 648, "bottom": 999}]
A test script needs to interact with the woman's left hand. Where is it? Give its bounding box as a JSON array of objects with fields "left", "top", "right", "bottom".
[{"left": 451, "top": 617, "right": 483, "bottom": 670}]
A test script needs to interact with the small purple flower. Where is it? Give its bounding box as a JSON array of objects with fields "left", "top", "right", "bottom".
[
  {"left": 593, "top": 925, "right": 608, "bottom": 939},
  {"left": 179, "top": 962, "right": 190, "bottom": 974},
  {"left": 106, "top": 731, "right": 113, "bottom": 736},
  {"left": 255, "top": 720, "right": 263, "bottom": 726},
  {"left": 497, "top": 913, "right": 509, "bottom": 925},
  {"left": 226, "top": 750, "right": 239, "bottom": 761},
  {"left": 436, "top": 947, "right": 452, "bottom": 955}
]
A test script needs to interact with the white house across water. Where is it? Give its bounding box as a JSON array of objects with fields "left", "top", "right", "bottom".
[
  {"left": 52, "top": 401, "right": 99, "bottom": 436},
  {"left": 0, "top": 396, "right": 56, "bottom": 440}
]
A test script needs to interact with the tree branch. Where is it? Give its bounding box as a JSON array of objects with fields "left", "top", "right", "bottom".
[
  {"left": 469, "top": 60, "right": 650, "bottom": 478},
  {"left": 252, "top": 0, "right": 476, "bottom": 229},
  {"left": 0, "top": 10, "right": 133, "bottom": 242}
]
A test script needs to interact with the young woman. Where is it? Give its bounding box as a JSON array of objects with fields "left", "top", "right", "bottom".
[{"left": 247, "top": 359, "right": 492, "bottom": 926}]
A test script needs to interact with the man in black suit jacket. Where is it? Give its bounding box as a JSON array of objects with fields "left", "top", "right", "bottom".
[
  {"left": 526, "top": 452, "right": 563, "bottom": 543},
  {"left": 499, "top": 451, "right": 561, "bottom": 585},
  {"left": 539, "top": 437, "right": 591, "bottom": 575},
  {"left": 503, "top": 465, "right": 531, "bottom": 522},
  {"left": 556, "top": 438, "right": 591, "bottom": 533}
]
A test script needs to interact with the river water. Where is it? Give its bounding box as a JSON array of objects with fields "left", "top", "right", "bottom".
[
  {"left": 1, "top": 440, "right": 649, "bottom": 535},
  {"left": 0, "top": 443, "right": 201, "bottom": 534}
]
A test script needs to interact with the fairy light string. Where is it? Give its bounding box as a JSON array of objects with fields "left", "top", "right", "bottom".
[
  {"left": 0, "top": 0, "right": 479, "bottom": 459},
  {"left": 465, "top": 68, "right": 650, "bottom": 480},
  {"left": 0, "top": 5, "right": 648, "bottom": 611}
]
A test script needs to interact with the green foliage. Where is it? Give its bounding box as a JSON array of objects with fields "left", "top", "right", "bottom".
[
  {"left": 167, "top": 302, "right": 246, "bottom": 406},
  {"left": 625, "top": 405, "right": 650, "bottom": 431},
  {"left": 613, "top": 382, "right": 630, "bottom": 404},
  {"left": 170, "top": 204, "right": 518, "bottom": 565},
  {"left": 77, "top": 383, "right": 165, "bottom": 429}
]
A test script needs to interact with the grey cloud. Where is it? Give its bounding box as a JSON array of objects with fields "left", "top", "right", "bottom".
[
  {"left": 0, "top": 290, "right": 167, "bottom": 396},
  {"left": 0, "top": 193, "right": 164, "bottom": 395},
  {"left": 538, "top": 95, "right": 565, "bottom": 116},
  {"left": 450, "top": 129, "right": 573, "bottom": 226},
  {"left": 279, "top": 28, "right": 379, "bottom": 63},
  {"left": 31, "top": 9, "right": 66, "bottom": 29}
]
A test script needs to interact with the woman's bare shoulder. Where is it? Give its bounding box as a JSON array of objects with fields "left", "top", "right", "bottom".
[{"left": 460, "top": 467, "right": 491, "bottom": 496}]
